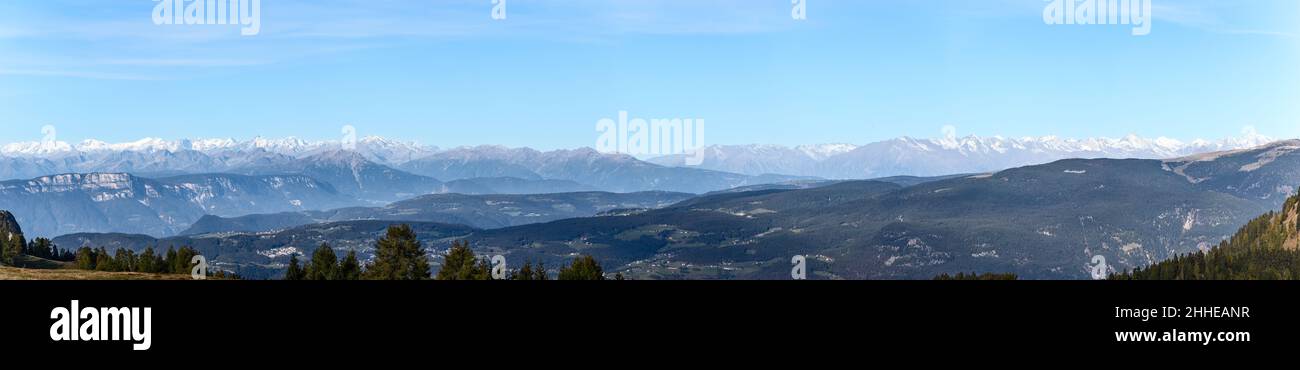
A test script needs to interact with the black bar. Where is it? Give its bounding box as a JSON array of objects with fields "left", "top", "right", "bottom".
[{"left": 1, "top": 280, "right": 1288, "bottom": 357}]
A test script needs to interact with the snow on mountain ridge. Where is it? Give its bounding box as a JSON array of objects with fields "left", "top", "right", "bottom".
[
  {"left": 4, "top": 133, "right": 1266, "bottom": 160},
  {"left": 648, "top": 133, "right": 1284, "bottom": 178},
  {"left": 0, "top": 136, "right": 436, "bottom": 163},
  {"left": 0, "top": 133, "right": 1285, "bottom": 181},
  {"left": 0, "top": 140, "right": 73, "bottom": 157},
  {"left": 796, "top": 143, "right": 859, "bottom": 160},
  {"left": 888, "top": 134, "right": 1274, "bottom": 159}
]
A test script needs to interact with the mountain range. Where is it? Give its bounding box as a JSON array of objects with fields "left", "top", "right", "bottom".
[
  {"left": 0, "top": 173, "right": 359, "bottom": 237},
  {"left": 467, "top": 140, "right": 1299, "bottom": 279},
  {"left": 0, "top": 148, "right": 806, "bottom": 239},
  {"left": 232, "top": 150, "right": 445, "bottom": 203},
  {"left": 179, "top": 190, "right": 695, "bottom": 235},
  {"left": 4, "top": 134, "right": 1273, "bottom": 183},
  {"left": 5, "top": 133, "right": 1297, "bottom": 280},
  {"left": 395, "top": 146, "right": 808, "bottom": 193},
  {"left": 0, "top": 137, "right": 808, "bottom": 195},
  {"left": 649, "top": 134, "right": 1277, "bottom": 179},
  {"left": 45, "top": 140, "right": 1300, "bottom": 279}
]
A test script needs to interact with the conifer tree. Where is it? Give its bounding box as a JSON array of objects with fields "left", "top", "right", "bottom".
[
  {"left": 163, "top": 247, "right": 178, "bottom": 274},
  {"left": 474, "top": 257, "right": 493, "bottom": 280},
  {"left": 138, "top": 247, "right": 158, "bottom": 273},
  {"left": 174, "top": 247, "right": 198, "bottom": 274},
  {"left": 307, "top": 243, "right": 339, "bottom": 280},
  {"left": 436, "top": 240, "right": 485, "bottom": 280},
  {"left": 94, "top": 247, "right": 115, "bottom": 272},
  {"left": 558, "top": 255, "right": 605, "bottom": 280},
  {"left": 513, "top": 260, "right": 535, "bottom": 281},
  {"left": 26, "top": 238, "right": 54, "bottom": 259},
  {"left": 284, "top": 254, "right": 305, "bottom": 281},
  {"left": 0, "top": 233, "right": 23, "bottom": 264},
  {"left": 362, "top": 224, "right": 431, "bottom": 280},
  {"left": 75, "top": 247, "right": 96, "bottom": 270},
  {"left": 338, "top": 250, "right": 362, "bottom": 281},
  {"left": 114, "top": 248, "right": 137, "bottom": 272}
]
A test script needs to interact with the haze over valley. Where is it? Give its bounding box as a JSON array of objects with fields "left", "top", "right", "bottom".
[{"left": 4, "top": 133, "right": 1295, "bottom": 279}]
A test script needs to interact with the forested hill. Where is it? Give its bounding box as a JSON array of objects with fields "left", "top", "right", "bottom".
[{"left": 1118, "top": 189, "right": 1300, "bottom": 280}]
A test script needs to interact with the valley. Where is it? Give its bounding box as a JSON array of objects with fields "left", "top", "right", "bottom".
[{"left": 4, "top": 137, "right": 1299, "bottom": 280}]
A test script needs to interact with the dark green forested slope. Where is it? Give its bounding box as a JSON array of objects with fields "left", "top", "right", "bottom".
[{"left": 1117, "top": 189, "right": 1300, "bottom": 280}]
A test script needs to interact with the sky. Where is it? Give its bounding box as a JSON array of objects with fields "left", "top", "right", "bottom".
[{"left": 1, "top": 0, "right": 1299, "bottom": 150}]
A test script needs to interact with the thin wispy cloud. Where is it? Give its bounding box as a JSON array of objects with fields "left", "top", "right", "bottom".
[
  {"left": 994, "top": 0, "right": 1298, "bottom": 38},
  {"left": 1150, "top": 1, "right": 1298, "bottom": 38},
  {"left": 0, "top": 68, "right": 159, "bottom": 81},
  {"left": 101, "top": 59, "right": 270, "bottom": 68},
  {"left": 0, "top": 0, "right": 809, "bottom": 80}
]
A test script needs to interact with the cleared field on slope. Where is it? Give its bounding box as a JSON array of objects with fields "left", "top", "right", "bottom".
[{"left": 0, "top": 266, "right": 198, "bottom": 280}]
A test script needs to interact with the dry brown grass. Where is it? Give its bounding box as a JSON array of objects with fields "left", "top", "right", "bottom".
[{"left": 0, "top": 266, "right": 199, "bottom": 280}]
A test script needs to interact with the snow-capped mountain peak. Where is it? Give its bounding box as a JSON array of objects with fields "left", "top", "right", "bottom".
[
  {"left": 73, "top": 137, "right": 182, "bottom": 153},
  {"left": 1, "top": 140, "right": 74, "bottom": 157},
  {"left": 795, "top": 143, "right": 859, "bottom": 160},
  {"left": 1, "top": 135, "right": 436, "bottom": 164},
  {"left": 648, "top": 133, "right": 1283, "bottom": 179},
  {"left": 0, "top": 132, "right": 1288, "bottom": 182}
]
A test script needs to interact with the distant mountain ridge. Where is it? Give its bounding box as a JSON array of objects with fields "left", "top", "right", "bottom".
[
  {"left": 180, "top": 190, "right": 696, "bottom": 235},
  {"left": 1, "top": 136, "right": 434, "bottom": 165},
  {"left": 0, "top": 173, "right": 359, "bottom": 237},
  {"left": 649, "top": 134, "right": 1277, "bottom": 178},
  {"left": 4, "top": 133, "right": 1275, "bottom": 183},
  {"left": 397, "top": 146, "right": 811, "bottom": 193},
  {"left": 233, "top": 149, "right": 444, "bottom": 203},
  {"left": 53, "top": 221, "right": 480, "bottom": 279},
  {"left": 37, "top": 139, "right": 1300, "bottom": 280},
  {"left": 454, "top": 140, "right": 1300, "bottom": 279},
  {"left": 1, "top": 138, "right": 809, "bottom": 195}
]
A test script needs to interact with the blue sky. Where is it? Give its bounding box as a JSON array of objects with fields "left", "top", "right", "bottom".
[{"left": 2, "top": 0, "right": 1299, "bottom": 149}]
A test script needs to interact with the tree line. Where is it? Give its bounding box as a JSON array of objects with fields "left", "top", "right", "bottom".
[
  {"left": 2, "top": 234, "right": 236, "bottom": 278},
  {"left": 73, "top": 245, "right": 197, "bottom": 274},
  {"left": 1115, "top": 189, "right": 1300, "bottom": 280},
  {"left": 934, "top": 272, "right": 1019, "bottom": 280},
  {"left": 2, "top": 237, "right": 76, "bottom": 264},
  {"left": 283, "top": 224, "right": 622, "bottom": 280}
]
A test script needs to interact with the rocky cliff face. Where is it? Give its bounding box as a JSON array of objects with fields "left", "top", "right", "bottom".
[
  {"left": 1281, "top": 192, "right": 1299, "bottom": 250},
  {"left": 0, "top": 210, "right": 26, "bottom": 264},
  {"left": 0, "top": 210, "right": 22, "bottom": 240}
]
